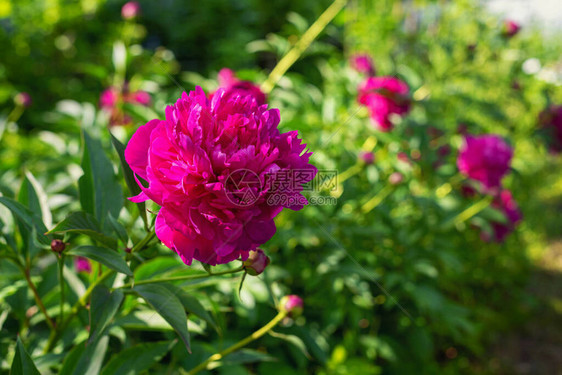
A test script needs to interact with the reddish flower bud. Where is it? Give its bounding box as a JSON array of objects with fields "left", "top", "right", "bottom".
[
  {"left": 14, "top": 92, "right": 32, "bottom": 108},
  {"left": 280, "top": 295, "right": 303, "bottom": 317},
  {"left": 389, "top": 172, "right": 403, "bottom": 185},
  {"left": 359, "top": 151, "right": 375, "bottom": 165},
  {"left": 121, "top": 1, "right": 141, "bottom": 19},
  {"left": 243, "top": 248, "right": 270, "bottom": 276},
  {"left": 503, "top": 20, "right": 520, "bottom": 38},
  {"left": 51, "top": 239, "right": 66, "bottom": 253},
  {"left": 350, "top": 54, "right": 376, "bottom": 76}
]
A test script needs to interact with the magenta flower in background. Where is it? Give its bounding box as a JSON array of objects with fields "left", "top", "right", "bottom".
[
  {"left": 125, "top": 87, "right": 316, "bottom": 266},
  {"left": 358, "top": 76, "right": 410, "bottom": 131},
  {"left": 99, "top": 86, "right": 151, "bottom": 126},
  {"left": 457, "top": 134, "right": 513, "bottom": 191},
  {"left": 350, "top": 54, "right": 375, "bottom": 76},
  {"left": 100, "top": 88, "right": 118, "bottom": 109},
  {"left": 538, "top": 105, "right": 562, "bottom": 153},
  {"left": 486, "top": 190, "right": 522, "bottom": 242},
  {"left": 14, "top": 92, "right": 32, "bottom": 108},
  {"left": 503, "top": 20, "right": 521, "bottom": 37},
  {"left": 121, "top": 1, "right": 141, "bottom": 20},
  {"left": 359, "top": 151, "right": 375, "bottom": 164},
  {"left": 129, "top": 90, "right": 151, "bottom": 106},
  {"left": 75, "top": 257, "right": 92, "bottom": 273},
  {"left": 213, "top": 68, "right": 267, "bottom": 106}
]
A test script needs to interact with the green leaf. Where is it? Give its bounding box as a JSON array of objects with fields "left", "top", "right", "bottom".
[
  {"left": 100, "top": 341, "right": 175, "bottom": 375},
  {"left": 0, "top": 197, "right": 50, "bottom": 248},
  {"left": 78, "top": 131, "right": 123, "bottom": 229},
  {"left": 67, "top": 246, "right": 132, "bottom": 276},
  {"left": 160, "top": 284, "right": 218, "bottom": 330},
  {"left": 19, "top": 171, "right": 52, "bottom": 228},
  {"left": 17, "top": 172, "right": 53, "bottom": 259},
  {"left": 109, "top": 133, "right": 147, "bottom": 228},
  {"left": 59, "top": 336, "right": 109, "bottom": 375},
  {"left": 133, "top": 284, "right": 191, "bottom": 352},
  {"left": 133, "top": 257, "right": 184, "bottom": 281},
  {"left": 89, "top": 285, "right": 124, "bottom": 343},
  {"left": 107, "top": 214, "right": 128, "bottom": 245},
  {"left": 10, "top": 337, "right": 40, "bottom": 375},
  {"left": 47, "top": 212, "right": 117, "bottom": 249}
]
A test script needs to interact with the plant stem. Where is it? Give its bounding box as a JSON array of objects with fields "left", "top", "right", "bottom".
[
  {"left": 187, "top": 310, "right": 288, "bottom": 375},
  {"left": 117, "top": 266, "right": 245, "bottom": 290},
  {"left": 43, "top": 269, "right": 114, "bottom": 353},
  {"left": 130, "top": 230, "right": 156, "bottom": 254},
  {"left": 337, "top": 163, "right": 363, "bottom": 185},
  {"left": 361, "top": 185, "right": 393, "bottom": 213},
  {"left": 260, "top": 0, "right": 348, "bottom": 94},
  {"left": 58, "top": 255, "right": 65, "bottom": 325},
  {"left": 20, "top": 265, "right": 55, "bottom": 330},
  {"left": 452, "top": 195, "right": 493, "bottom": 226}
]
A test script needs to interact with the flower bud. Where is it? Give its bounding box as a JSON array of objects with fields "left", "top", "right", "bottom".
[
  {"left": 359, "top": 151, "right": 375, "bottom": 165},
  {"left": 503, "top": 20, "right": 520, "bottom": 38},
  {"left": 14, "top": 92, "right": 32, "bottom": 108},
  {"left": 350, "top": 54, "right": 375, "bottom": 76},
  {"left": 121, "top": 1, "right": 141, "bottom": 20},
  {"left": 243, "top": 248, "right": 270, "bottom": 276},
  {"left": 389, "top": 172, "right": 403, "bottom": 185},
  {"left": 50, "top": 239, "right": 66, "bottom": 253},
  {"left": 279, "top": 295, "right": 303, "bottom": 317}
]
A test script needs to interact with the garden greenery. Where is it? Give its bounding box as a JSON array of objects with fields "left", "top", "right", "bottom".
[{"left": 1, "top": 0, "right": 562, "bottom": 374}]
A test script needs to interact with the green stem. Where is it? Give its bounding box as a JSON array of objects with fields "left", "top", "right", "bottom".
[
  {"left": 337, "top": 163, "right": 363, "bottom": 185},
  {"left": 58, "top": 255, "right": 65, "bottom": 325},
  {"left": 117, "top": 266, "right": 245, "bottom": 290},
  {"left": 260, "top": 0, "right": 348, "bottom": 94},
  {"left": 43, "top": 269, "right": 114, "bottom": 353},
  {"left": 452, "top": 195, "right": 493, "bottom": 226},
  {"left": 130, "top": 230, "right": 156, "bottom": 255},
  {"left": 187, "top": 311, "right": 288, "bottom": 375},
  {"left": 361, "top": 185, "right": 393, "bottom": 214}
]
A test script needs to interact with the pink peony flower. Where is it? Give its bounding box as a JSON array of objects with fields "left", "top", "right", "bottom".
[
  {"left": 213, "top": 68, "right": 267, "bottom": 106},
  {"left": 350, "top": 54, "right": 375, "bottom": 76},
  {"left": 487, "top": 190, "right": 522, "bottom": 242},
  {"left": 358, "top": 76, "right": 410, "bottom": 131},
  {"left": 538, "top": 105, "right": 562, "bottom": 153},
  {"left": 121, "top": 1, "right": 141, "bottom": 19},
  {"left": 75, "top": 257, "right": 92, "bottom": 273},
  {"left": 503, "top": 20, "right": 521, "bottom": 37},
  {"left": 14, "top": 92, "right": 32, "bottom": 108},
  {"left": 457, "top": 135, "right": 513, "bottom": 191},
  {"left": 125, "top": 87, "right": 316, "bottom": 266}
]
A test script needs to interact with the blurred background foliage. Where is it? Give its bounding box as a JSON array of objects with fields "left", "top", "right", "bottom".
[{"left": 1, "top": 0, "right": 562, "bottom": 374}]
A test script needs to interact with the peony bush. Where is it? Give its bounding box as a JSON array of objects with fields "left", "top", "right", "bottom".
[{"left": 0, "top": 0, "right": 561, "bottom": 374}]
